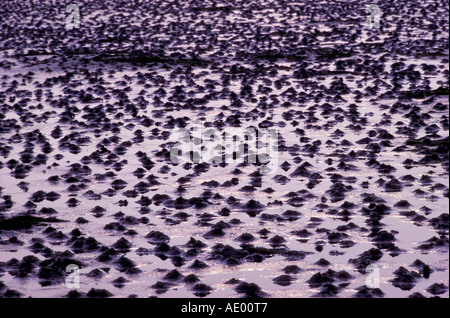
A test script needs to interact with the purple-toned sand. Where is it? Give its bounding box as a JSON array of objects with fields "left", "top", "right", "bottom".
[{"left": 0, "top": 0, "right": 448, "bottom": 298}]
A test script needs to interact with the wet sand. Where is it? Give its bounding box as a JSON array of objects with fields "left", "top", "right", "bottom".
[{"left": 0, "top": 0, "right": 448, "bottom": 298}]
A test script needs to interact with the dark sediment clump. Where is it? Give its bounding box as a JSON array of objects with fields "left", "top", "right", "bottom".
[
  {"left": 96, "top": 248, "right": 119, "bottom": 263},
  {"left": 86, "top": 268, "right": 106, "bottom": 279},
  {"left": 164, "top": 197, "right": 194, "bottom": 210},
  {"left": 411, "top": 259, "right": 433, "bottom": 279},
  {"left": 67, "top": 235, "right": 102, "bottom": 253},
  {"left": 163, "top": 269, "right": 184, "bottom": 281},
  {"left": 405, "top": 136, "right": 449, "bottom": 167},
  {"left": 307, "top": 269, "right": 354, "bottom": 297},
  {"left": 135, "top": 247, "right": 151, "bottom": 256},
  {"left": 283, "top": 265, "right": 302, "bottom": 274},
  {"left": 111, "top": 179, "right": 128, "bottom": 190},
  {"left": 191, "top": 283, "right": 213, "bottom": 297},
  {"left": 90, "top": 206, "right": 106, "bottom": 218},
  {"left": 417, "top": 236, "right": 449, "bottom": 250},
  {"left": 282, "top": 210, "right": 302, "bottom": 221},
  {"left": 352, "top": 286, "right": 385, "bottom": 298},
  {"left": 114, "top": 256, "right": 142, "bottom": 274},
  {"left": 268, "top": 235, "right": 287, "bottom": 248},
  {"left": 39, "top": 207, "right": 58, "bottom": 215},
  {"left": 153, "top": 242, "right": 170, "bottom": 259},
  {"left": 0, "top": 236, "right": 24, "bottom": 246},
  {"left": 170, "top": 255, "right": 186, "bottom": 267},
  {"left": 325, "top": 182, "right": 353, "bottom": 203},
  {"left": 349, "top": 248, "right": 383, "bottom": 273},
  {"left": 369, "top": 230, "right": 401, "bottom": 253},
  {"left": 104, "top": 222, "right": 126, "bottom": 231},
  {"left": 235, "top": 282, "right": 267, "bottom": 298},
  {"left": 112, "top": 237, "right": 133, "bottom": 253},
  {"left": 259, "top": 213, "right": 284, "bottom": 223},
  {"left": 0, "top": 0, "right": 448, "bottom": 299},
  {"left": 290, "top": 163, "right": 311, "bottom": 178},
  {"left": 272, "top": 174, "right": 290, "bottom": 185},
  {"left": 82, "top": 190, "right": 102, "bottom": 201},
  {"left": 408, "top": 292, "right": 426, "bottom": 298},
  {"left": 3, "top": 255, "right": 40, "bottom": 278},
  {"left": 312, "top": 283, "right": 344, "bottom": 298},
  {"left": 360, "top": 203, "right": 392, "bottom": 230},
  {"left": 185, "top": 237, "right": 207, "bottom": 250},
  {"left": 257, "top": 228, "right": 270, "bottom": 239},
  {"left": 393, "top": 200, "right": 411, "bottom": 209},
  {"left": 29, "top": 237, "right": 52, "bottom": 256},
  {"left": 327, "top": 232, "right": 349, "bottom": 245},
  {"left": 208, "top": 244, "right": 248, "bottom": 266},
  {"left": 282, "top": 248, "right": 311, "bottom": 261},
  {"left": 235, "top": 233, "right": 256, "bottom": 244},
  {"left": 188, "top": 260, "right": 209, "bottom": 270},
  {"left": 0, "top": 215, "right": 66, "bottom": 231},
  {"left": 315, "top": 258, "right": 331, "bottom": 267},
  {"left": 150, "top": 281, "right": 172, "bottom": 295},
  {"left": 0, "top": 195, "right": 15, "bottom": 213},
  {"left": 208, "top": 243, "right": 283, "bottom": 266},
  {"left": 151, "top": 194, "right": 171, "bottom": 206},
  {"left": 44, "top": 191, "right": 61, "bottom": 202},
  {"left": 112, "top": 277, "right": 129, "bottom": 288},
  {"left": 38, "top": 251, "right": 84, "bottom": 286},
  {"left": 1, "top": 288, "right": 23, "bottom": 298},
  {"left": 224, "top": 278, "right": 241, "bottom": 285},
  {"left": 384, "top": 178, "right": 403, "bottom": 192},
  {"left": 66, "top": 198, "right": 80, "bottom": 207},
  {"left": 291, "top": 228, "right": 312, "bottom": 238},
  {"left": 184, "top": 274, "right": 201, "bottom": 285},
  {"left": 273, "top": 274, "right": 295, "bottom": 286},
  {"left": 390, "top": 267, "right": 421, "bottom": 291},
  {"left": 43, "top": 226, "right": 68, "bottom": 240},
  {"left": 203, "top": 221, "right": 230, "bottom": 239},
  {"left": 146, "top": 231, "right": 170, "bottom": 244},
  {"left": 241, "top": 199, "right": 265, "bottom": 217},
  {"left": 426, "top": 283, "right": 448, "bottom": 296},
  {"left": 86, "top": 288, "right": 114, "bottom": 298},
  {"left": 64, "top": 290, "right": 85, "bottom": 298},
  {"left": 429, "top": 213, "right": 449, "bottom": 233}
]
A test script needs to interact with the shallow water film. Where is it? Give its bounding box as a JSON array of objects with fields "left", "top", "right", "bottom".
[{"left": 0, "top": 0, "right": 448, "bottom": 299}]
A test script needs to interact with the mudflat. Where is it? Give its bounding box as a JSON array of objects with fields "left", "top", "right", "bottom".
[{"left": 0, "top": 0, "right": 448, "bottom": 298}]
